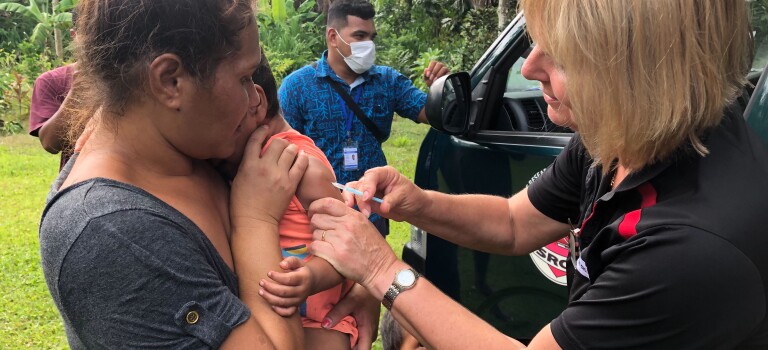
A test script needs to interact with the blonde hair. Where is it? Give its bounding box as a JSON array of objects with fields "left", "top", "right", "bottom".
[{"left": 520, "top": 0, "right": 753, "bottom": 171}]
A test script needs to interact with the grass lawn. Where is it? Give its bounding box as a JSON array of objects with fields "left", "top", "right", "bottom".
[{"left": 0, "top": 117, "right": 431, "bottom": 349}]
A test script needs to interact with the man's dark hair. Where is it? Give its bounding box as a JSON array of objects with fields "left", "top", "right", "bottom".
[
  {"left": 252, "top": 48, "right": 280, "bottom": 119},
  {"left": 327, "top": 0, "right": 375, "bottom": 28}
]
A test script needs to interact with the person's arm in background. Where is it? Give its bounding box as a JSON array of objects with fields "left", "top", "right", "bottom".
[
  {"left": 226, "top": 126, "right": 308, "bottom": 349},
  {"left": 38, "top": 85, "right": 77, "bottom": 153},
  {"left": 415, "top": 61, "right": 450, "bottom": 123},
  {"left": 29, "top": 64, "right": 75, "bottom": 153}
]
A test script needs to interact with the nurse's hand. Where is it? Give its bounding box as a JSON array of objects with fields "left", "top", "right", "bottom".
[
  {"left": 341, "top": 166, "right": 431, "bottom": 223},
  {"left": 308, "top": 198, "right": 398, "bottom": 290},
  {"left": 230, "top": 125, "right": 308, "bottom": 227}
]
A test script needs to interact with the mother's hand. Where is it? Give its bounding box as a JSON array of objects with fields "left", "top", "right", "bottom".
[
  {"left": 308, "top": 198, "right": 398, "bottom": 290},
  {"left": 230, "top": 125, "right": 308, "bottom": 226}
]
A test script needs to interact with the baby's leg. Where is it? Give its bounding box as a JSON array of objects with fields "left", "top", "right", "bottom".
[{"left": 304, "top": 328, "right": 351, "bottom": 350}]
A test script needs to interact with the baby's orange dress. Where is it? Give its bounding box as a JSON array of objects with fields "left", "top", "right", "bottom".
[{"left": 264, "top": 130, "right": 358, "bottom": 347}]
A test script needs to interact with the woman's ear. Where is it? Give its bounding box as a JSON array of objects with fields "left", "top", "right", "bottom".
[{"left": 148, "top": 53, "right": 187, "bottom": 111}]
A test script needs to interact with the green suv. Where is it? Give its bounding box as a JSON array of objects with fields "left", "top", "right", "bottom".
[{"left": 403, "top": 11, "right": 768, "bottom": 343}]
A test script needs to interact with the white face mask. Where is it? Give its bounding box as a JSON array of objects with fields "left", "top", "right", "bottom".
[{"left": 334, "top": 29, "right": 376, "bottom": 74}]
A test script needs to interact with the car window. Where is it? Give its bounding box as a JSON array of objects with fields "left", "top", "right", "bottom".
[
  {"left": 505, "top": 56, "right": 539, "bottom": 93},
  {"left": 471, "top": 13, "right": 527, "bottom": 88}
]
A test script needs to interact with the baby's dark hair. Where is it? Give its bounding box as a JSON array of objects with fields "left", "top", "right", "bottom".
[
  {"left": 67, "top": 0, "right": 255, "bottom": 143},
  {"left": 252, "top": 48, "right": 280, "bottom": 119},
  {"left": 327, "top": 0, "right": 375, "bottom": 28},
  {"left": 380, "top": 310, "right": 404, "bottom": 350}
]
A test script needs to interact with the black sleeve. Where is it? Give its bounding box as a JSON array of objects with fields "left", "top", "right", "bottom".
[
  {"left": 58, "top": 210, "right": 250, "bottom": 348},
  {"left": 527, "top": 135, "right": 587, "bottom": 223},
  {"left": 551, "top": 226, "right": 765, "bottom": 349}
]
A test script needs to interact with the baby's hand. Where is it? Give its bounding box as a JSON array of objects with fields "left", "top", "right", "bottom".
[{"left": 260, "top": 256, "right": 313, "bottom": 316}]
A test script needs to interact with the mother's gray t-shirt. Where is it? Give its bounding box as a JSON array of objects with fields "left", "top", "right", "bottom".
[{"left": 40, "top": 158, "right": 249, "bottom": 349}]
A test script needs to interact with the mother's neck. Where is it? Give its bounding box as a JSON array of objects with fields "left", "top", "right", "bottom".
[{"left": 82, "top": 106, "right": 201, "bottom": 178}]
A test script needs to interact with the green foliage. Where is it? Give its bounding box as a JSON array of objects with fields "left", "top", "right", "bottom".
[
  {"left": 0, "top": 0, "right": 76, "bottom": 59},
  {"left": 271, "top": 0, "right": 288, "bottom": 22},
  {"left": 750, "top": 0, "right": 768, "bottom": 69},
  {"left": 0, "top": 120, "right": 23, "bottom": 135},
  {"left": 410, "top": 47, "right": 443, "bottom": 91},
  {"left": 390, "top": 134, "right": 412, "bottom": 148},
  {"left": 0, "top": 0, "right": 34, "bottom": 51},
  {"left": 374, "top": 0, "right": 443, "bottom": 73},
  {"left": 258, "top": 0, "right": 326, "bottom": 84},
  {"left": 0, "top": 44, "right": 60, "bottom": 134},
  {"left": 450, "top": 7, "right": 500, "bottom": 71},
  {"left": 375, "top": 0, "right": 504, "bottom": 92}
]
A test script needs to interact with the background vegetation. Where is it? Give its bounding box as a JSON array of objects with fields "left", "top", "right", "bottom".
[
  {"left": 0, "top": 0, "right": 519, "bottom": 134},
  {"left": 4, "top": 0, "right": 768, "bottom": 134}
]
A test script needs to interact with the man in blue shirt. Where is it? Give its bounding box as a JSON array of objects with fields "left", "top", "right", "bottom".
[{"left": 279, "top": 0, "right": 449, "bottom": 236}]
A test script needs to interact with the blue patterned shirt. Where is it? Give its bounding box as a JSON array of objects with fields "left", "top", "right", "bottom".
[{"left": 279, "top": 51, "right": 426, "bottom": 185}]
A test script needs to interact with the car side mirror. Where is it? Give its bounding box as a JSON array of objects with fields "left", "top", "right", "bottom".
[{"left": 425, "top": 72, "right": 471, "bottom": 135}]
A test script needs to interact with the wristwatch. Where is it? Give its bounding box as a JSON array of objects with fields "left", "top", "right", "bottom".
[{"left": 382, "top": 268, "right": 420, "bottom": 310}]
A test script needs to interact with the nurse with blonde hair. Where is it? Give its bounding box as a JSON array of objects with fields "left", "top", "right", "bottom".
[{"left": 306, "top": 1, "right": 768, "bottom": 349}]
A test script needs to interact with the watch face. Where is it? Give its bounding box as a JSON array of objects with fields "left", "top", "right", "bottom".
[{"left": 396, "top": 269, "right": 416, "bottom": 287}]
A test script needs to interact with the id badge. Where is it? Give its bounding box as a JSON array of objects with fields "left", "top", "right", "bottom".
[{"left": 343, "top": 139, "right": 359, "bottom": 171}]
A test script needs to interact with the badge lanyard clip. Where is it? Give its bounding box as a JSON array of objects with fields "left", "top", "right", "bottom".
[
  {"left": 342, "top": 87, "right": 362, "bottom": 171},
  {"left": 567, "top": 218, "right": 582, "bottom": 266}
]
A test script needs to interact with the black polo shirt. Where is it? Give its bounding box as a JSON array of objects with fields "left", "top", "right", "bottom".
[{"left": 528, "top": 105, "right": 768, "bottom": 349}]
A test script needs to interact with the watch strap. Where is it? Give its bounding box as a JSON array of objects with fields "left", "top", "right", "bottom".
[
  {"left": 382, "top": 284, "right": 400, "bottom": 310},
  {"left": 382, "top": 268, "right": 420, "bottom": 310}
]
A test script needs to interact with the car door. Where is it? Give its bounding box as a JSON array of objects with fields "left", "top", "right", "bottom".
[{"left": 410, "top": 14, "right": 570, "bottom": 343}]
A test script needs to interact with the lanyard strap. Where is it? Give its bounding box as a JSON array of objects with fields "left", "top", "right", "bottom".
[
  {"left": 342, "top": 87, "right": 363, "bottom": 136},
  {"left": 328, "top": 79, "right": 386, "bottom": 143}
]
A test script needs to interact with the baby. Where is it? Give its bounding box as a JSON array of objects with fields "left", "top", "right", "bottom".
[{"left": 220, "top": 50, "right": 357, "bottom": 350}]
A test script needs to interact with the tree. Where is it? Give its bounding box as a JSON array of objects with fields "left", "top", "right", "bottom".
[
  {"left": 0, "top": 0, "right": 76, "bottom": 60},
  {"left": 497, "top": 0, "right": 515, "bottom": 32}
]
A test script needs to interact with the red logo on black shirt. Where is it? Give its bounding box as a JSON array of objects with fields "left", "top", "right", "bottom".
[{"left": 529, "top": 237, "right": 569, "bottom": 285}]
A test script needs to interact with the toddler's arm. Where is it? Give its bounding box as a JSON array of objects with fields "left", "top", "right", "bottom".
[
  {"left": 295, "top": 154, "right": 346, "bottom": 291},
  {"left": 259, "top": 151, "right": 347, "bottom": 313},
  {"left": 295, "top": 156, "right": 344, "bottom": 210}
]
